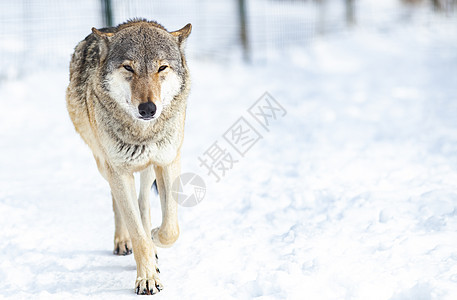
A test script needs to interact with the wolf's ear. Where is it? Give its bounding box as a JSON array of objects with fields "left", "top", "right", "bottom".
[
  {"left": 171, "top": 23, "right": 192, "bottom": 45},
  {"left": 91, "top": 27, "right": 113, "bottom": 62},
  {"left": 92, "top": 27, "right": 114, "bottom": 38}
]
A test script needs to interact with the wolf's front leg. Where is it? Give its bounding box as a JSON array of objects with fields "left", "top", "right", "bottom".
[
  {"left": 112, "top": 193, "right": 132, "bottom": 255},
  {"left": 138, "top": 165, "right": 158, "bottom": 261},
  {"left": 152, "top": 152, "right": 181, "bottom": 248},
  {"left": 138, "top": 165, "right": 155, "bottom": 238},
  {"left": 108, "top": 169, "right": 162, "bottom": 295}
]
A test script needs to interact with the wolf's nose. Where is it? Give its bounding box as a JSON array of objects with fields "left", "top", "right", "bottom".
[{"left": 138, "top": 102, "right": 157, "bottom": 119}]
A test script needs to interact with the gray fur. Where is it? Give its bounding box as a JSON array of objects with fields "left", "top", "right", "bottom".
[
  {"left": 67, "top": 19, "right": 191, "bottom": 169},
  {"left": 66, "top": 19, "right": 192, "bottom": 294}
]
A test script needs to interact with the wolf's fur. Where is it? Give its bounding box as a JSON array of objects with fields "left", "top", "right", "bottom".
[{"left": 66, "top": 19, "right": 191, "bottom": 295}]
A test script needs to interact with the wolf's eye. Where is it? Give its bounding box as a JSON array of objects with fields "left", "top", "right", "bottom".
[
  {"left": 158, "top": 65, "right": 168, "bottom": 73},
  {"left": 123, "top": 65, "right": 134, "bottom": 73}
]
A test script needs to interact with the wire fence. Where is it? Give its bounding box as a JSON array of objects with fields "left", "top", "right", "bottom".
[{"left": 0, "top": 0, "right": 456, "bottom": 79}]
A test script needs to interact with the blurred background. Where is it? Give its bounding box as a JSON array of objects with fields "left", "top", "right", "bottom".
[{"left": 1, "top": 0, "right": 456, "bottom": 78}]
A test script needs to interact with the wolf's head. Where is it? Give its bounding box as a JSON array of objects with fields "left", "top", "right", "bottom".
[{"left": 92, "top": 20, "right": 191, "bottom": 121}]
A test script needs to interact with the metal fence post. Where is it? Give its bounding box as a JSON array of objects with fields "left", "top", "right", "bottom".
[
  {"left": 101, "top": 0, "right": 113, "bottom": 27},
  {"left": 346, "top": 0, "right": 355, "bottom": 26},
  {"left": 237, "top": 0, "right": 250, "bottom": 61}
]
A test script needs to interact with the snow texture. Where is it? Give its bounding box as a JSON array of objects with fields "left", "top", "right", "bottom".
[{"left": 1, "top": 6, "right": 457, "bottom": 300}]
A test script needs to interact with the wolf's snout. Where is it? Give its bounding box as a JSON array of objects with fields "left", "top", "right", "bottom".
[{"left": 138, "top": 102, "right": 157, "bottom": 119}]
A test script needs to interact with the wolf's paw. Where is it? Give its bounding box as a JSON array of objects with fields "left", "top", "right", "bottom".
[
  {"left": 135, "top": 276, "right": 163, "bottom": 295},
  {"left": 151, "top": 226, "right": 179, "bottom": 248},
  {"left": 113, "top": 238, "right": 132, "bottom": 256}
]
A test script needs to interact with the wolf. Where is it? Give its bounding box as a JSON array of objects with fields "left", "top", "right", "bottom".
[{"left": 66, "top": 19, "right": 191, "bottom": 295}]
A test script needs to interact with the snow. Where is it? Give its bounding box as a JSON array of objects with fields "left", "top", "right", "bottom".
[{"left": 1, "top": 3, "right": 457, "bottom": 300}]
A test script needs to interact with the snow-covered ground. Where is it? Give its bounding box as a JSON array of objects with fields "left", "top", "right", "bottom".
[{"left": 1, "top": 3, "right": 457, "bottom": 300}]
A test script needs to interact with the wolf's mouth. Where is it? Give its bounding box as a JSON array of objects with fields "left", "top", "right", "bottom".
[{"left": 138, "top": 116, "right": 155, "bottom": 121}]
